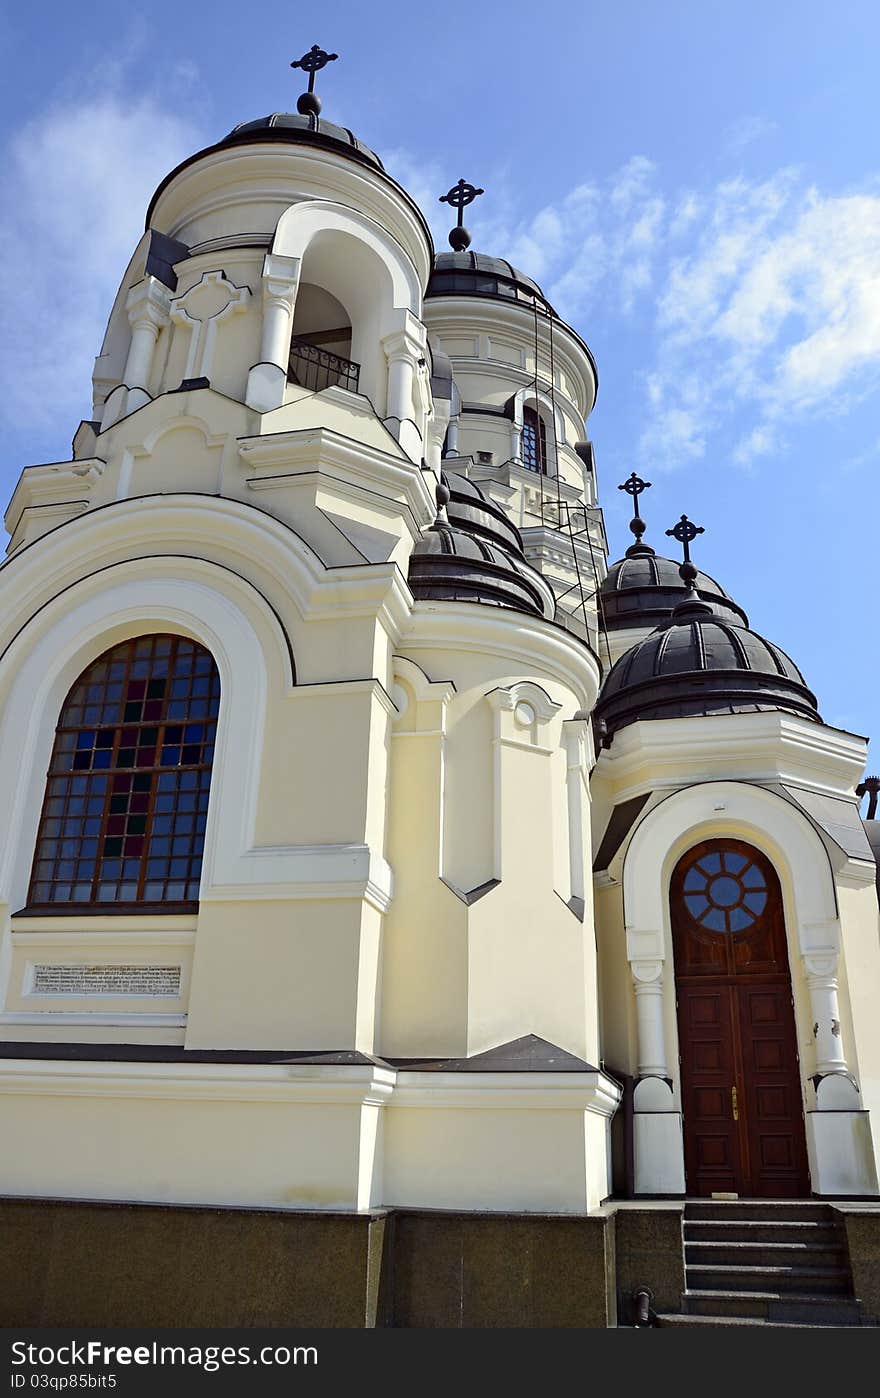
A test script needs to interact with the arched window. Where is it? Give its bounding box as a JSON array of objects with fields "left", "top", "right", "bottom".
[
  {"left": 27, "top": 635, "right": 220, "bottom": 911},
  {"left": 521, "top": 406, "right": 547, "bottom": 473}
]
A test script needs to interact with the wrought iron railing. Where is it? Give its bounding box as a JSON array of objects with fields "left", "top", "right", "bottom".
[{"left": 288, "top": 339, "right": 360, "bottom": 394}]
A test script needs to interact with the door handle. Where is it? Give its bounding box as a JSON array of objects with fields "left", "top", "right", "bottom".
[{"left": 731, "top": 1085, "right": 739, "bottom": 1122}]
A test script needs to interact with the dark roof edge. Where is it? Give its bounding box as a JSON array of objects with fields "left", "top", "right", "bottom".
[{"left": 144, "top": 130, "right": 435, "bottom": 264}]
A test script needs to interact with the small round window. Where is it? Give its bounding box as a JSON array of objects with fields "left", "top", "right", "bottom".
[{"left": 682, "top": 848, "right": 768, "bottom": 933}]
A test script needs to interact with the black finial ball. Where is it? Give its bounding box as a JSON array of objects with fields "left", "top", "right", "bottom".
[
  {"left": 436, "top": 478, "right": 451, "bottom": 511},
  {"left": 297, "top": 91, "right": 322, "bottom": 117},
  {"left": 449, "top": 225, "right": 472, "bottom": 252},
  {"left": 628, "top": 515, "right": 646, "bottom": 541},
  {"left": 680, "top": 559, "right": 698, "bottom": 589}
]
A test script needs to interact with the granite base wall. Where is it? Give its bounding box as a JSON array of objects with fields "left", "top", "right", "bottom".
[{"left": 0, "top": 1198, "right": 617, "bottom": 1329}]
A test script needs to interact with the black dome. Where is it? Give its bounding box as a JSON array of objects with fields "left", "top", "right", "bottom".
[
  {"left": 426, "top": 251, "right": 555, "bottom": 313},
  {"left": 221, "top": 113, "right": 383, "bottom": 169},
  {"left": 594, "top": 609, "right": 820, "bottom": 739},
  {"left": 145, "top": 113, "right": 424, "bottom": 234},
  {"left": 424, "top": 252, "right": 598, "bottom": 393},
  {"left": 408, "top": 471, "right": 554, "bottom": 620},
  {"left": 601, "top": 542, "right": 749, "bottom": 631}
]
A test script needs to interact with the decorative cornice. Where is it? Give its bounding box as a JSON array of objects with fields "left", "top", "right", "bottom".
[
  {"left": 594, "top": 710, "right": 868, "bottom": 799},
  {"left": 0, "top": 1057, "right": 621, "bottom": 1116},
  {"left": 238, "top": 425, "right": 436, "bottom": 534},
  {"left": 405, "top": 601, "right": 600, "bottom": 712},
  {"left": 201, "top": 842, "right": 394, "bottom": 914},
  {"left": 125, "top": 276, "right": 171, "bottom": 331},
  {"left": 5, "top": 460, "right": 106, "bottom": 538},
  {"left": 0, "top": 1059, "right": 397, "bottom": 1107},
  {"left": 391, "top": 1068, "right": 621, "bottom": 1116}
]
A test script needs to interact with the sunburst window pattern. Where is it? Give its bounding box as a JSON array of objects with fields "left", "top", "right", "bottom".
[{"left": 682, "top": 848, "right": 768, "bottom": 933}]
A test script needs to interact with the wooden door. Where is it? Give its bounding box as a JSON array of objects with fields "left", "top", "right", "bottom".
[{"left": 672, "top": 839, "right": 810, "bottom": 1198}]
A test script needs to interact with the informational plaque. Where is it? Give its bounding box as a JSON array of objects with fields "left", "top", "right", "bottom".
[{"left": 32, "top": 964, "right": 182, "bottom": 996}]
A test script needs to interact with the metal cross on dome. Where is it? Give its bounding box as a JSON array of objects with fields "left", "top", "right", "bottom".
[
  {"left": 440, "top": 178, "right": 485, "bottom": 251},
  {"left": 665, "top": 513, "right": 705, "bottom": 564},
  {"left": 291, "top": 44, "right": 338, "bottom": 118},
  {"left": 618, "top": 472, "right": 651, "bottom": 544}
]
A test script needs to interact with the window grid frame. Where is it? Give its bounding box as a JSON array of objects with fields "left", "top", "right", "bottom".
[
  {"left": 521, "top": 406, "right": 548, "bottom": 474},
  {"left": 25, "top": 634, "right": 219, "bottom": 914}
]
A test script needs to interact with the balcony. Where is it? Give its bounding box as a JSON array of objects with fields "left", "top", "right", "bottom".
[{"left": 288, "top": 338, "right": 360, "bottom": 394}]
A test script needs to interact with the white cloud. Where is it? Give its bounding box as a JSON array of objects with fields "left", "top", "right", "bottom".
[
  {"left": 0, "top": 89, "right": 203, "bottom": 441},
  {"left": 646, "top": 177, "right": 880, "bottom": 465},
  {"left": 452, "top": 152, "right": 880, "bottom": 473}
]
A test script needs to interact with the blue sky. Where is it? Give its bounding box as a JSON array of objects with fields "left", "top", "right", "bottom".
[{"left": 0, "top": 0, "right": 877, "bottom": 758}]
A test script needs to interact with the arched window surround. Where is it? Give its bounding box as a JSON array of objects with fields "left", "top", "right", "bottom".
[
  {"left": 0, "top": 559, "right": 283, "bottom": 917},
  {"left": 509, "top": 388, "right": 563, "bottom": 475},
  {"left": 246, "top": 199, "right": 426, "bottom": 429}
]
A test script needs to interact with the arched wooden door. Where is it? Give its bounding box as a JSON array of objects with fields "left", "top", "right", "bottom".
[{"left": 672, "top": 839, "right": 810, "bottom": 1198}]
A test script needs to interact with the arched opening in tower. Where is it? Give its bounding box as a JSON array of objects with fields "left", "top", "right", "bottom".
[{"left": 288, "top": 283, "right": 356, "bottom": 393}]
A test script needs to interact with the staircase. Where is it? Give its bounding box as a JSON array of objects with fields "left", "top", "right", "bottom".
[{"left": 655, "top": 1202, "right": 876, "bottom": 1328}]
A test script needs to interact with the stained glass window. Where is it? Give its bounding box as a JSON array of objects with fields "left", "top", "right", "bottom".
[
  {"left": 681, "top": 846, "right": 769, "bottom": 933},
  {"left": 27, "top": 635, "right": 220, "bottom": 909}
]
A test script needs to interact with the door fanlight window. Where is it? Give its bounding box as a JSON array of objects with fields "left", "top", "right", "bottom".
[{"left": 682, "top": 848, "right": 769, "bottom": 933}]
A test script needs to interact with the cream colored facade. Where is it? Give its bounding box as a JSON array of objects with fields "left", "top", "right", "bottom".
[{"left": 0, "top": 100, "right": 877, "bottom": 1219}]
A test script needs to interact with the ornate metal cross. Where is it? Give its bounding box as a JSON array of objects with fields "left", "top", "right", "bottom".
[
  {"left": 440, "top": 179, "right": 484, "bottom": 251},
  {"left": 665, "top": 513, "right": 705, "bottom": 564},
  {"left": 619, "top": 472, "right": 651, "bottom": 506},
  {"left": 618, "top": 472, "right": 651, "bottom": 545},
  {"left": 291, "top": 44, "right": 338, "bottom": 90},
  {"left": 291, "top": 44, "right": 338, "bottom": 117}
]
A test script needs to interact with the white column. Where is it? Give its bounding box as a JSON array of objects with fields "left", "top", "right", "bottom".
[
  {"left": 382, "top": 332, "right": 417, "bottom": 424},
  {"left": 804, "top": 954, "right": 849, "bottom": 1077},
  {"left": 802, "top": 953, "right": 876, "bottom": 1191},
  {"left": 562, "top": 719, "right": 593, "bottom": 906},
  {"left": 382, "top": 318, "right": 426, "bottom": 461},
  {"left": 245, "top": 253, "right": 300, "bottom": 413},
  {"left": 260, "top": 254, "right": 300, "bottom": 368},
  {"left": 106, "top": 276, "right": 170, "bottom": 423},
  {"left": 632, "top": 961, "right": 668, "bottom": 1079},
  {"left": 630, "top": 953, "right": 686, "bottom": 1192}
]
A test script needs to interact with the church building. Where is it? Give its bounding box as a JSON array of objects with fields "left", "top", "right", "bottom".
[{"left": 1, "top": 48, "right": 879, "bottom": 1329}]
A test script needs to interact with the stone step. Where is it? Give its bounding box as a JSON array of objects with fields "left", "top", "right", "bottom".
[
  {"left": 686, "top": 1263, "right": 852, "bottom": 1295},
  {"left": 683, "top": 1289, "right": 865, "bottom": 1324},
  {"left": 684, "top": 1218, "right": 843, "bottom": 1245},
  {"left": 685, "top": 1239, "right": 847, "bottom": 1268},
  {"left": 684, "top": 1202, "right": 837, "bottom": 1224},
  {"left": 655, "top": 1312, "right": 867, "bottom": 1329}
]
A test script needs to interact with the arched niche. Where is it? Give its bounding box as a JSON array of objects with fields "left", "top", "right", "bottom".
[{"left": 272, "top": 201, "right": 424, "bottom": 415}]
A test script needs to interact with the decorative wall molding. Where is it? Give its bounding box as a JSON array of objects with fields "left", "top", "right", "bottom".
[{"left": 170, "top": 269, "right": 251, "bottom": 384}]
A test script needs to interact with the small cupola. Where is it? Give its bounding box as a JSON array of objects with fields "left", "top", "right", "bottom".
[
  {"left": 594, "top": 514, "right": 820, "bottom": 741},
  {"left": 600, "top": 474, "right": 748, "bottom": 635},
  {"left": 408, "top": 471, "right": 556, "bottom": 619}
]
